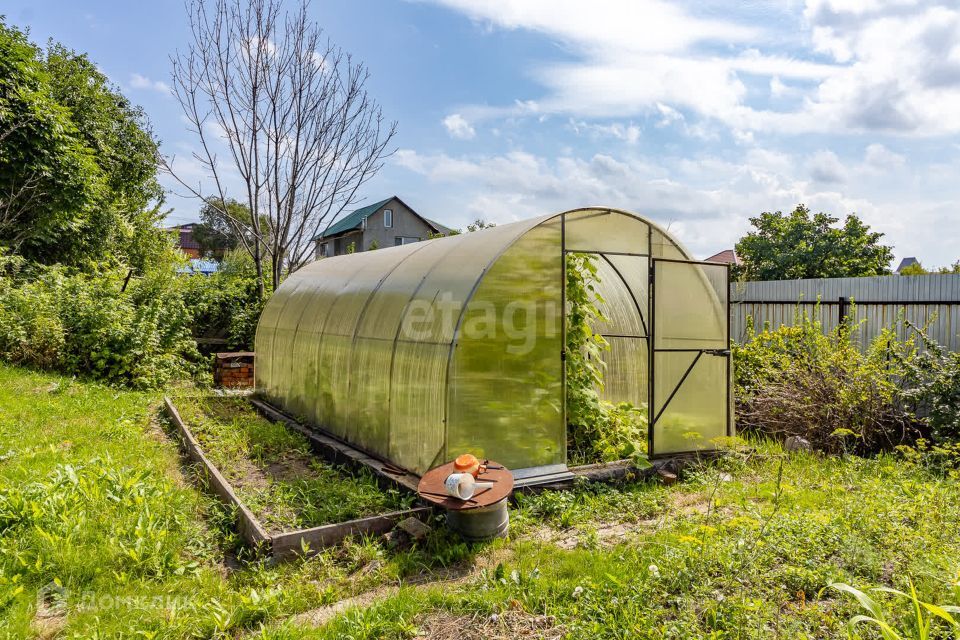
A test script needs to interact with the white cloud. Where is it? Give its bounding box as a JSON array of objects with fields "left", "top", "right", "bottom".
[
  {"left": 568, "top": 119, "right": 641, "bottom": 144},
  {"left": 130, "top": 73, "right": 170, "bottom": 94},
  {"left": 393, "top": 147, "right": 802, "bottom": 254},
  {"left": 769, "top": 76, "right": 791, "bottom": 98},
  {"left": 807, "top": 150, "right": 847, "bottom": 183},
  {"left": 797, "top": 2, "right": 960, "bottom": 135},
  {"left": 732, "top": 129, "right": 755, "bottom": 145},
  {"left": 393, "top": 145, "right": 960, "bottom": 265},
  {"left": 427, "top": 0, "right": 756, "bottom": 55},
  {"left": 442, "top": 113, "right": 476, "bottom": 140},
  {"left": 864, "top": 143, "right": 906, "bottom": 170},
  {"left": 387, "top": 0, "right": 960, "bottom": 267},
  {"left": 421, "top": 0, "right": 960, "bottom": 136},
  {"left": 244, "top": 36, "right": 277, "bottom": 59},
  {"left": 654, "top": 103, "right": 684, "bottom": 128}
]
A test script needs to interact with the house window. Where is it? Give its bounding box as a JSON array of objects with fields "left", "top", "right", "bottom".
[
  {"left": 394, "top": 236, "right": 421, "bottom": 246},
  {"left": 319, "top": 242, "right": 329, "bottom": 257},
  {"left": 383, "top": 209, "right": 393, "bottom": 228}
]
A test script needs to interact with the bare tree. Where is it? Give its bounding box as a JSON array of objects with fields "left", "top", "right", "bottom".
[{"left": 166, "top": 0, "right": 396, "bottom": 297}]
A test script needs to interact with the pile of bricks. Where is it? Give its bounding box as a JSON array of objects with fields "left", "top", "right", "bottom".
[{"left": 213, "top": 352, "right": 255, "bottom": 388}]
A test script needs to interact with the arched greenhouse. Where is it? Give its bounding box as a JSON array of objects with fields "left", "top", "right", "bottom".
[{"left": 255, "top": 208, "right": 732, "bottom": 483}]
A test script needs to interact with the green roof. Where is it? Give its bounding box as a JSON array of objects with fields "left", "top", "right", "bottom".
[{"left": 314, "top": 197, "right": 394, "bottom": 240}]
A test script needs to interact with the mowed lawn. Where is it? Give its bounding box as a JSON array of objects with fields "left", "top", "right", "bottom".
[{"left": 0, "top": 363, "right": 958, "bottom": 638}]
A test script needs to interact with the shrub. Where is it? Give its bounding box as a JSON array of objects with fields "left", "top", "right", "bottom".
[
  {"left": 900, "top": 324, "right": 960, "bottom": 443},
  {"left": 182, "top": 250, "right": 265, "bottom": 352},
  {"left": 0, "top": 255, "right": 199, "bottom": 388},
  {"left": 0, "top": 266, "right": 63, "bottom": 368},
  {"left": 733, "top": 313, "right": 920, "bottom": 454}
]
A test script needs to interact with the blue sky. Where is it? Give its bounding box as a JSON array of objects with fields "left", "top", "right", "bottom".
[{"left": 8, "top": 0, "right": 960, "bottom": 265}]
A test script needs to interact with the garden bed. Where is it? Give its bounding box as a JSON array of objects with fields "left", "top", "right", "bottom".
[{"left": 163, "top": 395, "right": 429, "bottom": 558}]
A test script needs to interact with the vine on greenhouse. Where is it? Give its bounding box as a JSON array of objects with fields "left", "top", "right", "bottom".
[{"left": 565, "top": 253, "right": 649, "bottom": 465}]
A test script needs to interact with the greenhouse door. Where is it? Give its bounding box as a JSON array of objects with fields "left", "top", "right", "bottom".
[{"left": 649, "top": 258, "right": 731, "bottom": 457}]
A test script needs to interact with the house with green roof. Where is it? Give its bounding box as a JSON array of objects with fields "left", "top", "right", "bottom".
[{"left": 313, "top": 196, "right": 451, "bottom": 258}]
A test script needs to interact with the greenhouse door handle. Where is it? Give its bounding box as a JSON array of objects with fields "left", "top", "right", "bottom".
[{"left": 704, "top": 349, "right": 730, "bottom": 357}]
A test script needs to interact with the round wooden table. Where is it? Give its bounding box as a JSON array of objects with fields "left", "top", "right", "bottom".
[
  {"left": 418, "top": 460, "right": 514, "bottom": 540},
  {"left": 417, "top": 460, "right": 513, "bottom": 510}
]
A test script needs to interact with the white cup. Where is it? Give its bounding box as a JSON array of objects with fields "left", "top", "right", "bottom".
[{"left": 444, "top": 473, "right": 493, "bottom": 500}]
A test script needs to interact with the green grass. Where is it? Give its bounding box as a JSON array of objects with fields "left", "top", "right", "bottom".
[
  {"left": 170, "top": 394, "right": 410, "bottom": 533},
  {"left": 0, "top": 363, "right": 958, "bottom": 638}
]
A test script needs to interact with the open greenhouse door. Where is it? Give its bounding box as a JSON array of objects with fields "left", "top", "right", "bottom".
[
  {"left": 649, "top": 258, "right": 731, "bottom": 457},
  {"left": 561, "top": 209, "right": 653, "bottom": 467}
]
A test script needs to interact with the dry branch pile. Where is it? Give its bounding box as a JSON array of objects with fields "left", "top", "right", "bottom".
[{"left": 734, "top": 317, "right": 920, "bottom": 454}]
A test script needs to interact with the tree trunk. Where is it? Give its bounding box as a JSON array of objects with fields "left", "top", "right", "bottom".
[
  {"left": 253, "top": 241, "right": 266, "bottom": 300},
  {"left": 271, "top": 249, "right": 283, "bottom": 293}
]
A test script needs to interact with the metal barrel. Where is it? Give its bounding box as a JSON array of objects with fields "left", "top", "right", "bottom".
[{"left": 445, "top": 497, "right": 509, "bottom": 541}]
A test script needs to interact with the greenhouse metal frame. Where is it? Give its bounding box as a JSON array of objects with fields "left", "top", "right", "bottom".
[{"left": 255, "top": 208, "right": 732, "bottom": 483}]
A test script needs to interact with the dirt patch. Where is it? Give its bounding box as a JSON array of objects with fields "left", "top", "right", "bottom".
[
  {"left": 169, "top": 394, "right": 405, "bottom": 534},
  {"left": 32, "top": 600, "right": 67, "bottom": 640},
  {"left": 414, "top": 610, "right": 565, "bottom": 640},
  {"left": 282, "top": 564, "right": 488, "bottom": 631},
  {"left": 669, "top": 491, "right": 712, "bottom": 517},
  {"left": 290, "top": 585, "right": 400, "bottom": 628},
  {"left": 272, "top": 546, "right": 516, "bottom": 635},
  {"left": 32, "top": 616, "right": 66, "bottom": 640},
  {"left": 263, "top": 453, "right": 315, "bottom": 483},
  {"left": 216, "top": 456, "right": 306, "bottom": 533},
  {"left": 220, "top": 455, "right": 270, "bottom": 492},
  {"left": 531, "top": 517, "right": 661, "bottom": 550}
]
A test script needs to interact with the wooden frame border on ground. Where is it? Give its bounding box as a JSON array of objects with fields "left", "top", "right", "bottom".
[
  {"left": 249, "top": 397, "right": 422, "bottom": 494},
  {"left": 246, "top": 397, "right": 697, "bottom": 495},
  {"left": 162, "top": 397, "right": 431, "bottom": 559}
]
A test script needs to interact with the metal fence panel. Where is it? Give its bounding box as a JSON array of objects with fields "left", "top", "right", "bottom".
[{"left": 730, "top": 274, "right": 960, "bottom": 351}]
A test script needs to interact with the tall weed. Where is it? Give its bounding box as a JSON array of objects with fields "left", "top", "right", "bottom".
[
  {"left": 0, "top": 253, "right": 199, "bottom": 388},
  {"left": 827, "top": 580, "right": 960, "bottom": 640},
  {"left": 734, "top": 312, "right": 919, "bottom": 453},
  {"left": 899, "top": 321, "right": 960, "bottom": 444},
  {"left": 0, "top": 458, "right": 203, "bottom": 587}
]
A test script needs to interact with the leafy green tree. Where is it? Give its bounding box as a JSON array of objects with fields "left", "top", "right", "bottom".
[
  {"left": 191, "top": 199, "right": 264, "bottom": 260},
  {"left": 734, "top": 204, "right": 893, "bottom": 281},
  {"left": 0, "top": 20, "right": 161, "bottom": 266},
  {"left": 181, "top": 249, "right": 264, "bottom": 351},
  {"left": 466, "top": 218, "right": 496, "bottom": 232},
  {"left": 899, "top": 260, "right": 960, "bottom": 275},
  {"left": 899, "top": 262, "right": 928, "bottom": 276}
]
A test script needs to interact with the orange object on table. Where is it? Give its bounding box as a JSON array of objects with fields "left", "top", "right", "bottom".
[
  {"left": 453, "top": 453, "right": 481, "bottom": 476},
  {"left": 417, "top": 459, "right": 513, "bottom": 511}
]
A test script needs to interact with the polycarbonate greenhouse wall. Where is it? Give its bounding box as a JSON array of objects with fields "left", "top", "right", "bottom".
[{"left": 256, "top": 208, "right": 732, "bottom": 479}]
